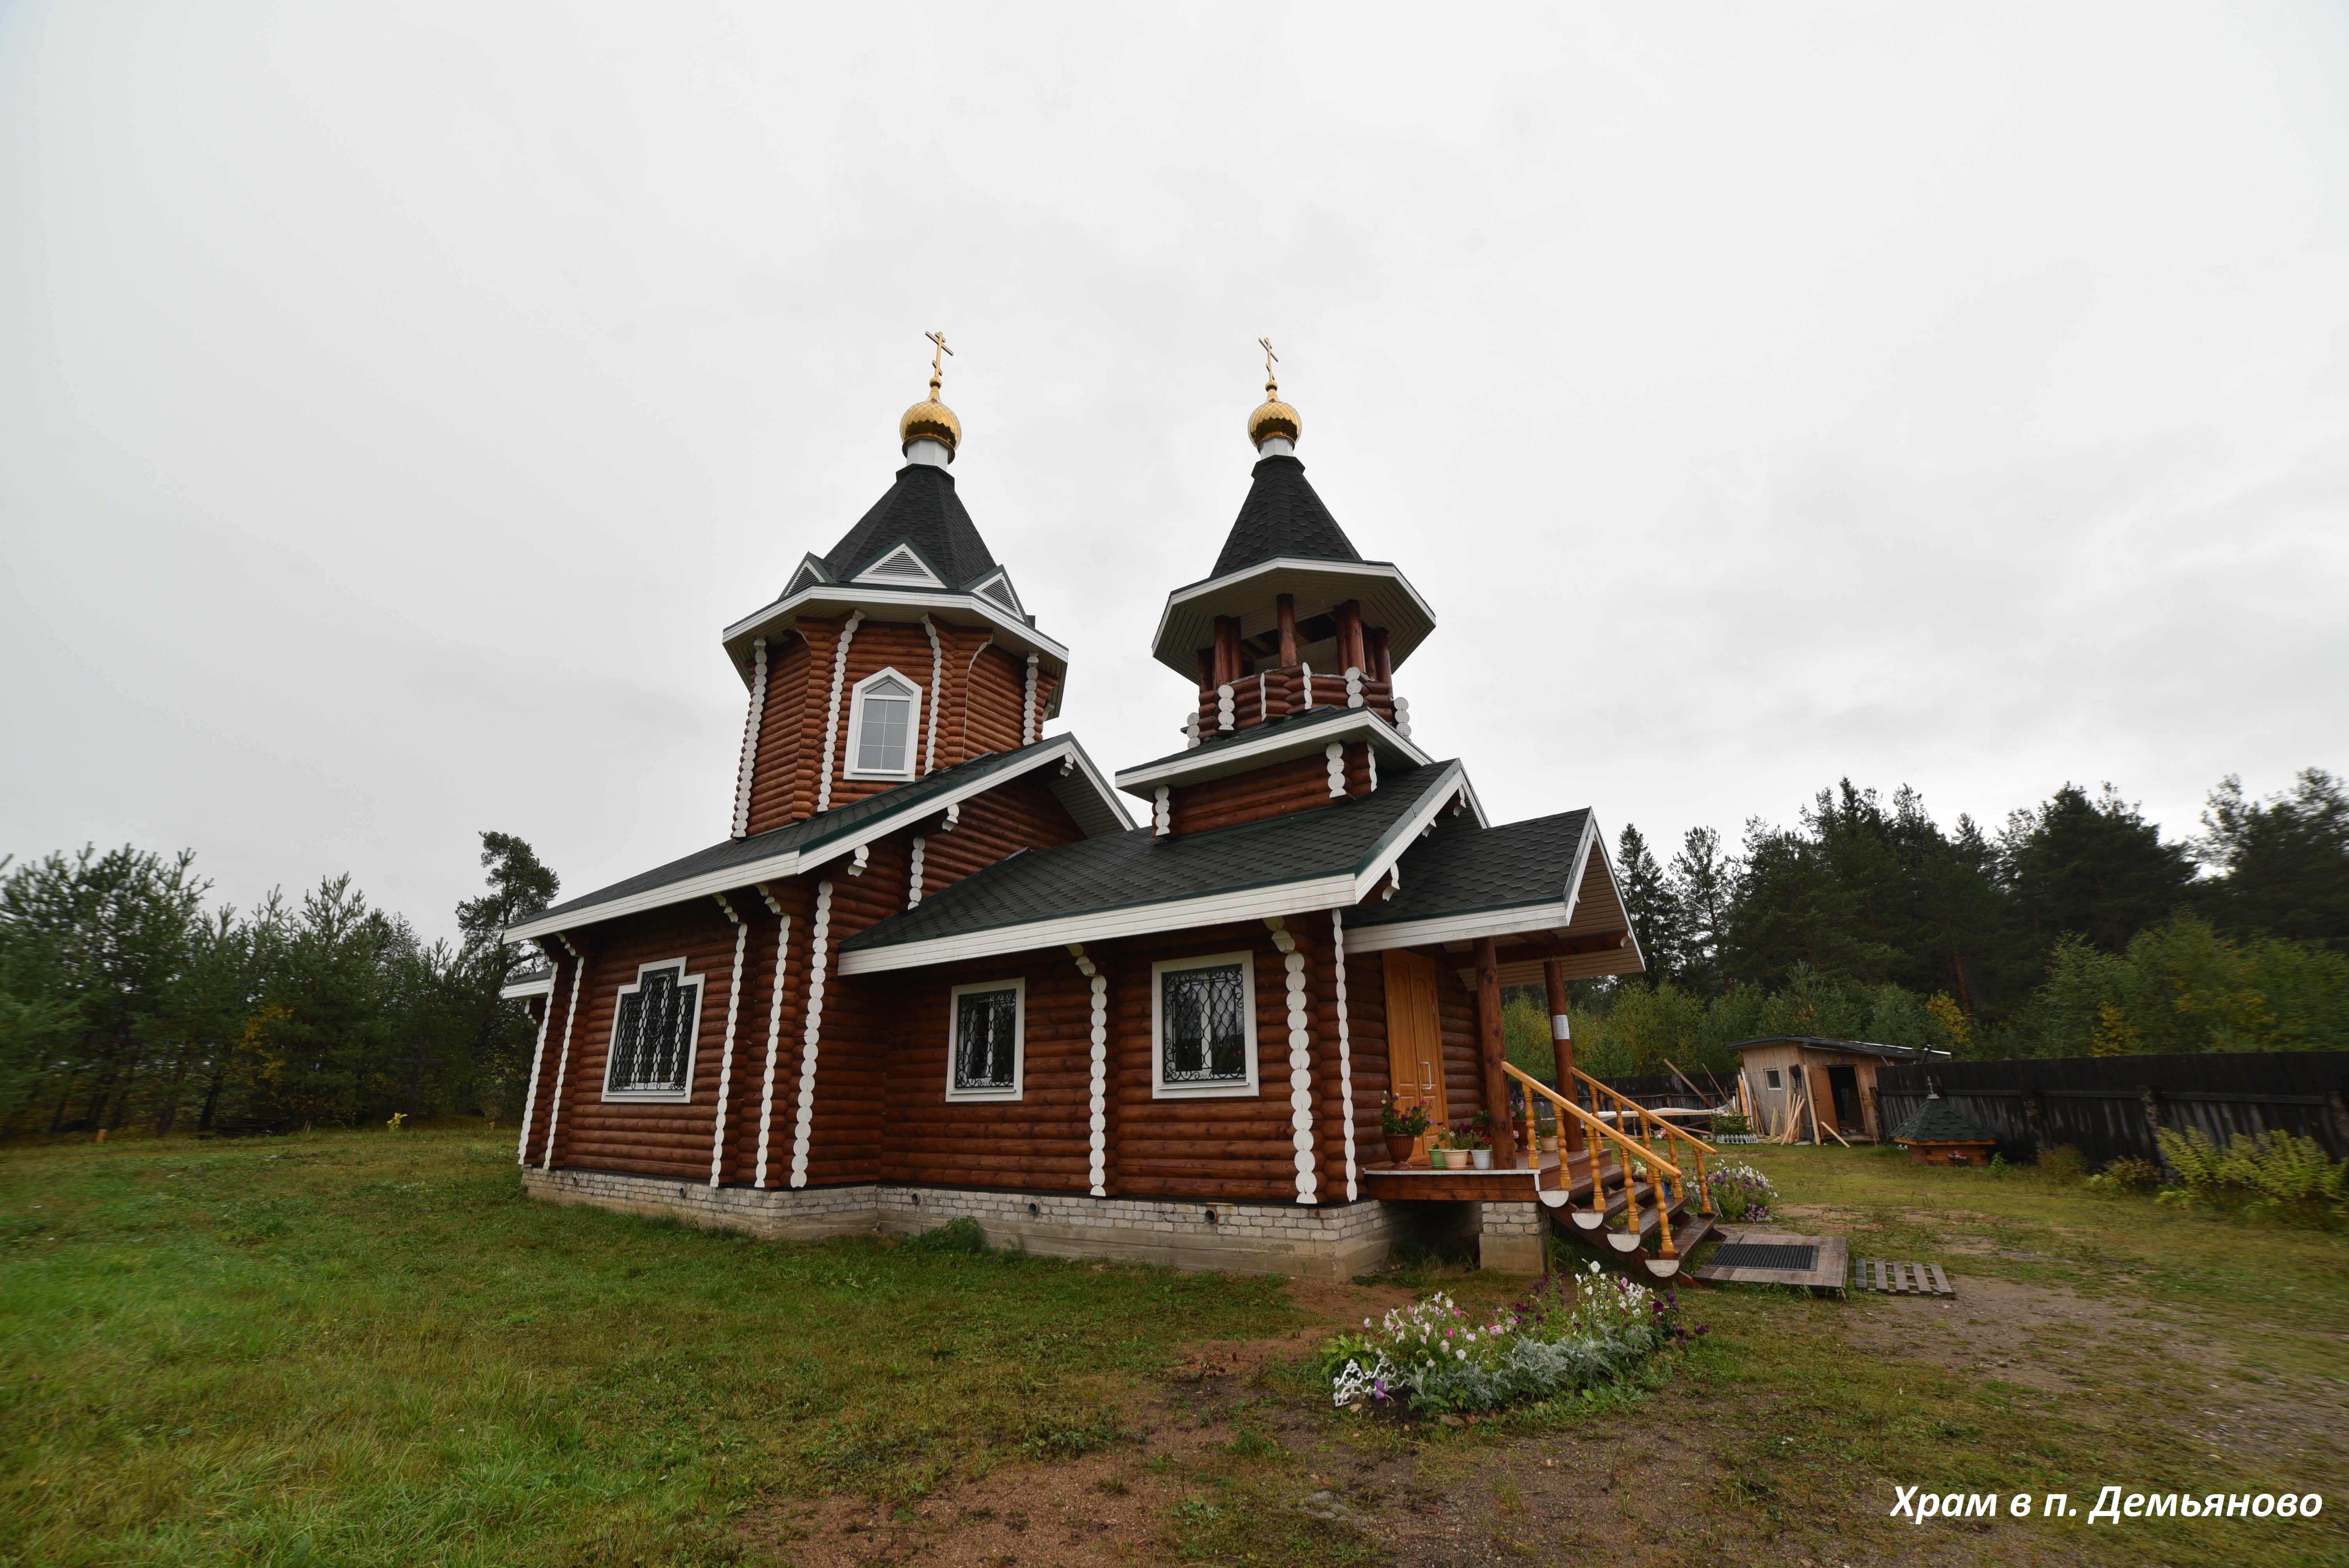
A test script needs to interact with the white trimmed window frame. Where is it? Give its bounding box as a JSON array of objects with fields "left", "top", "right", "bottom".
[
  {"left": 1150, "top": 950, "right": 1259, "bottom": 1100},
  {"left": 1764, "top": 1068, "right": 1784, "bottom": 1090},
  {"left": 601, "top": 957, "right": 707, "bottom": 1103},
  {"left": 944, "top": 976, "right": 1027, "bottom": 1102},
  {"left": 843, "top": 666, "right": 925, "bottom": 782}
]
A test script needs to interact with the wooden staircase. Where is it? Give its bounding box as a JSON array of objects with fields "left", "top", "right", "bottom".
[{"left": 1537, "top": 1154, "right": 1716, "bottom": 1281}]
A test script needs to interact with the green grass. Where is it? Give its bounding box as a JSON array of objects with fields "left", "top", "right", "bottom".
[{"left": 0, "top": 1127, "right": 1301, "bottom": 1566}]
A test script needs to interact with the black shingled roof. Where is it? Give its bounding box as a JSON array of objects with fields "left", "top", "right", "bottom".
[
  {"left": 1346, "top": 809, "right": 1593, "bottom": 928},
  {"left": 1209, "top": 456, "right": 1362, "bottom": 578},
  {"left": 843, "top": 761, "right": 1460, "bottom": 952},
  {"left": 517, "top": 739, "right": 1076, "bottom": 930},
  {"left": 821, "top": 464, "right": 999, "bottom": 587},
  {"left": 1891, "top": 1096, "right": 1998, "bottom": 1144}
]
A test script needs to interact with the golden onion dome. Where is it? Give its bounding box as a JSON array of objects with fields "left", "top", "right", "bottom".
[
  {"left": 1248, "top": 377, "right": 1301, "bottom": 449},
  {"left": 899, "top": 378, "right": 961, "bottom": 461}
]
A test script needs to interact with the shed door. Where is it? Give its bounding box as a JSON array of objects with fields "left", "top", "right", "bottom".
[{"left": 1383, "top": 950, "right": 1447, "bottom": 1157}]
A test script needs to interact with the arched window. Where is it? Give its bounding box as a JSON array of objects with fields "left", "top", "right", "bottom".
[{"left": 845, "top": 667, "right": 923, "bottom": 781}]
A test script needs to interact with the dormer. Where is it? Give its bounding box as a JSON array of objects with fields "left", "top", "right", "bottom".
[
  {"left": 965, "top": 565, "right": 1025, "bottom": 620},
  {"left": 853, "top": 541, "right": 948, "bottom": 589}
]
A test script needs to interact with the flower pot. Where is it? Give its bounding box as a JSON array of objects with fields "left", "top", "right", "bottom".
[
  {"left": 1429, "top": 1148, "right": 1453, "bottom": 1169},
  {"left": 1538, "top": 1135, "right": 1560, "bottom": 1153},
  {"left": 1471, "top": 1149, "right": 1493, "bottom": 1171},
  {"left": 1383, "top": 1133, "right": 1418, "bottom": 1166}
]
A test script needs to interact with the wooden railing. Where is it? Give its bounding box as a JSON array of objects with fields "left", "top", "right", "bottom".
[
  {"left": 1504, "top": 1062, "right": 1686, "bottom": 1258},
  {"left": 1570, "top": 1066, "right": 1715, "bottom": 1227}
]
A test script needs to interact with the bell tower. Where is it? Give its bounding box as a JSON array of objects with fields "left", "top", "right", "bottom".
[{"left": 718, "top": 337, "right": 1070, "bottom": 836}]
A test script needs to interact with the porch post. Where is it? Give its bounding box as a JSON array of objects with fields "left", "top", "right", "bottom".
[
  {"left": 1542, "top": 957, "right": 1583, "bottom": 1155},
  {"left": 1473, "top": 937, "right": 1518, "bottom": 1167}
]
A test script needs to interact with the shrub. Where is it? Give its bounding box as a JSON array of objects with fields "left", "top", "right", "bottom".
[
  {"left": 1318, "top": 1272, "right": 1693, "bottom": 1415},
  {"left": 1708, "top": 1114, "right": 1752, "bottom": 1137},
  {"left": 2035, "top": 1145, "right": 2088, "bottom": 1182},
  {"left": 1706, "top": 1162, "right": 1777, "bottom": 1222},
  {"left": 2156, "top": 1128, "right": 2349, "bottom": 1224},
  {"left": 902, "top": 1217, "right": 989, "bottom": 1256}
]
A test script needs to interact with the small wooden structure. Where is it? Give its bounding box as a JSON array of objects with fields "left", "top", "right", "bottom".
[
  {"left": 1889, "top": 1091, "right": 1998, "bottom": 1165},
  {"left": 1729, "top": 1036, "right": 1949, "bottom": 1143},
  {"left": 1854, "top": 1258, "right": 1954, "bottom": 1297}
]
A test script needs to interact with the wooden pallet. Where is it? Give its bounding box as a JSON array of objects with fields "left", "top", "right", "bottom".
[{"left": 1853, "top": 1258, "right": 1953, "bottom": 1297}]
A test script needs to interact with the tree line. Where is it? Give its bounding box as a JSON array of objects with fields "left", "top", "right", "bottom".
[
  {"left": 0, "top": 835, "right": 556, "bottom": 1137},
  {"left": 1524, "top": 768, "right": 2349, "bottom": 1080}
]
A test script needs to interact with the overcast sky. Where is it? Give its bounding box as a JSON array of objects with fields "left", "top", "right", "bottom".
[{"left": 3, "top": 4, "right": 2344, "bottom": 941}]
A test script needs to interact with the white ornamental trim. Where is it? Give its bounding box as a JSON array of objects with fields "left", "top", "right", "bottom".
[
  {"left": 789, "top": 880, "right": 835, "bottom": 1189},
  {"left": 1344, "top": 666, "right": 1364, "bottom": 709},
  {"left": 1070, "top": 944, "right": 1110, "bottom": 1195},
  {"left": 1300, "top": 662, "right": 1314, "bottom": 710},
  {"left": 1394, "top": 695, "right": 1412, "bottom": 740},
  {"left": 540, "top": 932, "right": 586, "bottom": 1170},
  {"left": 1183, "top": 710, "right": 1200, "bottom": 750},
  {"left": 1324, "top": 742, "right": 1347, "bottom": 799},
  {"left": 920, "top": 615, "right": 944, "bottom": 775},
  {"left": 708, "top": 894, "right": 750, "bottom": 1188},
  {"left": 1333, "top": 910, "right": 1356, "bottom": 1201},
  {"left": 753, "top": 885, "right": 792, "bottom": 1188},
  {"left": 815, "top": 613, "right": 864, "bottom": 813},
  {"left": 1267, "top": 918, "right": 1317, "bottom": 1204},
  {"left": 514, "top": 938, "right": 558, "bottom": 1166},
  {"left": 1216, "top": 683, "right": 1235, "bottom": 732},
  {"left": 907, "top": 837, "right": 927, "bottom": 908},
  {"left": 1153, "top": 786, "right": 1171, "bottom": 837},
  {"left": 1022, "top": 653, "right": 1040, "bottom": 744},
  {"left": 731, "top": 637, "right": 769, "bottom": 838}
]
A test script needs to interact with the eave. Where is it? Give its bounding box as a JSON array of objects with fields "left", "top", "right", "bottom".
[
  {"left": 721, "top": 583, "right": 1071, "bottom": 695},
  {"left": 1111, "top": 707, "right": 1433, "bottom": 798},
  {"left": 1146, "top": 557, "right": 1437, "bottom": 679}
]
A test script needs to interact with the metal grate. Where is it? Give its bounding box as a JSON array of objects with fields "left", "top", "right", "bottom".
[
  {"left": 1710, "top": 1242, "right": 1819, "bottom": 1272},
  {"left": 1162, "top": 963, "right": 1248, "bottom": 1083}
]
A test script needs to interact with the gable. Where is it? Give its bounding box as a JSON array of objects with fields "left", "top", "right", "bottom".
[
  {"left": 966, "top": 567, "right": 1023, "bottom": 618},
  {"left": 852, "top": 542, "right": 947, "bottom": 588}
]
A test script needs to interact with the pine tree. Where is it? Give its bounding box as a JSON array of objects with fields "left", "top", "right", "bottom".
[{"left": 1612, "top": 824, "right": 1681, "bottom": 985}]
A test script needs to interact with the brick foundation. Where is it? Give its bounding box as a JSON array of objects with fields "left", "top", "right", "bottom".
[{"left": 520, "top": 1166, "right": 1539, "bottom": 1279}]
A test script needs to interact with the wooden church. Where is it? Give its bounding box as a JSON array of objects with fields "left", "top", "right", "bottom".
[{"left": 503, "top": 343, "right": 1648, "bottom": 1276}]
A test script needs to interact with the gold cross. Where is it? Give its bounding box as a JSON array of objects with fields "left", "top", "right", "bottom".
[
  {"left": 1259, "top": 336, "right": 1278, "bottom": 382},
  {"left": 926, "top": 330, "right": 953, "bottom": 392}
]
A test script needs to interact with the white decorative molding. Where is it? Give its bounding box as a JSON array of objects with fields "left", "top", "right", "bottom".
[
  {"left": 843, "top": 665, "right": 923, "bottom": 782},
  {"left": 920, "top": 615, "right": 944, "bottom": 775},
  {"left": 789, "top": 880, "right": 835, "bottom": 1188},
  {"left": 1256, "top": 670, "right": 1268, "bottom": 724},
  {"left": 1365, "top": 746, "right": 1378, "bottom": 793},
  {"left": 847, "top": 845, "right": 870, "bottom": 877},
  {"left": 1393, "top": 695, "right": 1412, "bottom": 740},
  {"left": 1299, "top": 662, "right": 1314, "bottom": 710},
  {"left": 1332, "top": 909, "right": 1355, "bottom": 1201},
  {"left": 1069, "top": 944, "right": 1110, "bottom": 1195},
  {"left": 1267, "top": 920, "right": 1317, "bottom": 1204},
  {"left": 514, "top": 938, "right": 558, "bottom": 1166},
  {"left": 1112, "top": 707, "right": 1429, "bottom": 797},
  {"left": 1324, "top": 742, "right": 1347, "bottom": 799},
  {"left": 815, "top": 611, "right": 864, "bottom": 813},
  {"left": 540, "top": 932, "right": 585, "bottom": 1170},
  {"left": 1022, "top": 653, "right": 1040, "bottom": 745},
  {"left": 1216, "top": 683, "right": 1235, "bottom": 732},
  {"left": 1183, "top": 711, "right": 1200, "bottom": 750},
  {"left": 1383, "top": 865, "right": 1402, "bottom": 902},
  {"left": 1344, "top": 666, "right": 1364, "bottom": 709},
  {"left": 907, "top": 837, "right": 927, "bottom": 907},
  {"left": 1153, "top": 785, "right": 1171, "bottom": 837},
  {"left": 709, "top": 894, "right": 749, "bottom": 1188},
  {"left": 754, "top": 886, "right": 791, "bottom": 1189},
  {"left": 854, "top": 542, "right": 945, "bottom": 587},
  {"left": 731, "top": 637, "right": 769, "bottom": 839},
  {"left": 943, "top": 802, "right": 961, "bottom": 831}
]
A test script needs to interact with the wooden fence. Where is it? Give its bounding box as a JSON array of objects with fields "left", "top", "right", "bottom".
[{"left": 1874, "top": 1053, "right": 2349, "bottom": 1168}]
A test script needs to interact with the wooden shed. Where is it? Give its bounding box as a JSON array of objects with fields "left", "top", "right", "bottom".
[{"left": 1729, "top": 1036, "right": 1950, "bottom": 1144}]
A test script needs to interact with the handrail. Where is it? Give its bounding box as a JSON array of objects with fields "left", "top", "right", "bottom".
[
  {"left": 1505, "top": 1062, "right": 1679, "bottom": 1255},
  {"left": 1572, "top": 1066, "right": 1721, "bottom": 1157}
]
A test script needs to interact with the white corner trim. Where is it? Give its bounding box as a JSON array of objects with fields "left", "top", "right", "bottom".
[
  {"left": 943, "top": 976, "right": 1027, "bottom": 1102},
  {"left": 1340, "top": 902, "right": 1576, "bottom": 955},
  {"left": 1324, "top": 742, "right": 1346, "bottom": 799},
  {"left": 1149, "top": 949, "right": 1260, "bottom": 1101},
  {"left": 514, "top": 941, "right": 558, "bottom": 1167},
  {"left": 815, "top": 612, "right": 864, "bottom": 812},
  {"left": 1267, "top": 921, "right": 1317, "bottom": 1204},
  {"left": 753, "top": 885, "right": 791, "bottom": 1189},
  {"left": 1070, "top": 945, "right": 1109, "bottom": 1195},
  {"left": 731, "top": 637, "right": 769, "bottom": 839},
  {"left": 1562, "top": 815, "right": 1599, "bottom": 929},
  {"left": 1333, "top": 909, "right": 1356, "bottom": 1202},
  {"left": 599, "top": 956, "right": 709, "bottom": 1104},
  {"left": 708, "top": 895, "right": 749, "bottom": 1187},
  {"left": 920, "top": 615, "right": 944, "bottom": 775},
  {"left": 1022, "top": 653, "right": 1040, "bottom": 745},
  {"left": 789, "top": 881, "right": 834, "bottom": 1188},
  {"left": 539, "top": 933, "right": 585, "bottom": 1170},
  {"left": 843, "top": 665, "right": 924, "bottom": 782}
]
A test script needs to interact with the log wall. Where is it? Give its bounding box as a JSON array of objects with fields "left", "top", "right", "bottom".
[
  {"left": 1193, "top": 664, "right": 1397, "bottom": 736},
  {"left": 1167, "top": 744, "right": 1377, "bottom": 836}
]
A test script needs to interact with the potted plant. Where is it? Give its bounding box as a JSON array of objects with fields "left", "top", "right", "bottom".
[
  {"left": 1428, "top": 1129, "right": 1456, "bottom": 1169},
  {"left": 1507, "top": 1087, "right": 1532, "bottom": 1159},
  {"left": 1379, "top": 1094, "right": 1430, "bottom": 1166},
  {"left": 1454, "top": 1119, "right": 1494, "bottom": 1171}
]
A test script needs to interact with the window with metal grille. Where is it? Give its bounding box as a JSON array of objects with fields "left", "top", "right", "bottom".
[
  {"left": 847, "top": 668, "right": 921, "bottom": 779},
  {"left": 1161, "top": 963, "right": 1247, "bottom": 1084},
  {"left": 604, "top": 963, "right": 701, "bottom": 1099},
  {"left": 954, "top": 986, "right": 1019, "bottom": 1092}
]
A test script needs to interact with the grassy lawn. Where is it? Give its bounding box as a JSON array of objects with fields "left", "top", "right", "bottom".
[{"left": 2, "top": 1127, "right": 2344, "bottom": 1566}]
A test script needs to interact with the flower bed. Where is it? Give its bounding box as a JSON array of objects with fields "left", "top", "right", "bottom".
[
  {"left": 1319, "top": 1267, "right": 1700, "bottom": 1415},
  {"left": 1706, "top": 1161, "right": 1778, "bottom": 1222}
]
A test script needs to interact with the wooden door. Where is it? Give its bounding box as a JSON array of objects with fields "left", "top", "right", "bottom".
[{"left": 1383, "top": 950, "right": 1447, "bottom": 1157}]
